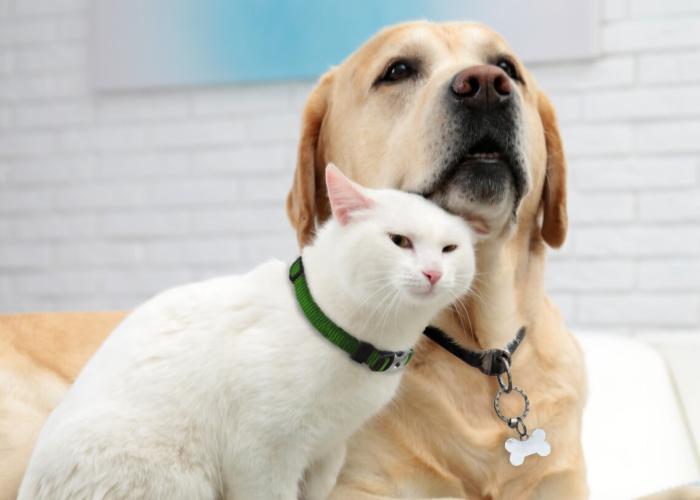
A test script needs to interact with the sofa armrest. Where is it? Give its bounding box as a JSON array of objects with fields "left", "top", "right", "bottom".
[
  {"left": 639, "top": 333, "right": 700, "bottom": 461},
  {"left": 577, "top": 333, "right": 700, "bottom": 500}
]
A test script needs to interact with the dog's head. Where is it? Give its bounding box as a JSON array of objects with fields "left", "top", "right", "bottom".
[{"left": 287, "top": 21, "right": 567, "bottom": 249}]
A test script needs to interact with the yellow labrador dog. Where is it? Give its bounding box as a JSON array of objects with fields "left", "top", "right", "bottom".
[
  {"left": 0, "top": 21, "right": 586, "bottom": 500},
  {"left": 287, "top": 22, "right": 587, "bottom": 499}
]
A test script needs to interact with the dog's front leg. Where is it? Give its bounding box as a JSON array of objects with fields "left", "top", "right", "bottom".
[{"left": 526, "top": 468, "right": 588, "bottom": 500}]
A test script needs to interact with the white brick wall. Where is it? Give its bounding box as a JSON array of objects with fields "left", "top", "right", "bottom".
[
  {"left": 1, "top": 1, "right": 699, "bottom": 337},
  {"left": 535, "top": 0, "right": 700, "bottom": 336}
]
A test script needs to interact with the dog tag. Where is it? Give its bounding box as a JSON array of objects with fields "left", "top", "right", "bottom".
[{"left": 505, "top": 428, "right": 551, "bottom": 466}]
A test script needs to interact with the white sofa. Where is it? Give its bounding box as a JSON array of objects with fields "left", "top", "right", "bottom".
[{"left": 579, "top": 333, "right": 700, "bottom": 499}]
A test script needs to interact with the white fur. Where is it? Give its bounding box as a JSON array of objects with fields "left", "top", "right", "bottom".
[{"left": 18, "top": 169, "right": 475, "bottom": 500}]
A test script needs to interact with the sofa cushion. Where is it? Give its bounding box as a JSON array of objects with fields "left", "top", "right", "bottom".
[{"left": 578, "top": 334, "right": 700, "bottom": 499}]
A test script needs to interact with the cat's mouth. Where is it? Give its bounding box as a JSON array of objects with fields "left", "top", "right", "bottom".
[{"left": 405, "top": 284, "right": 442, "bottom": 302}]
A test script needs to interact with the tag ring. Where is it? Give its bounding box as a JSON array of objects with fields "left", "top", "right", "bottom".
[{"left": 493, "top": 385, "right": 530, "bottom": 425}]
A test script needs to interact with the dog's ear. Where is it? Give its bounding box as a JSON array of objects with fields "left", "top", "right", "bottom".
[
  {"left": 537, "top": 91, "right": 568, "bottom": 248},
  {"left": 286, "top": 71, "right": 335, "bottom": 247}
]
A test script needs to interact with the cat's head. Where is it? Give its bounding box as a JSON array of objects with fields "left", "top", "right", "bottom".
[{"left": 319, "top": 164, "right": 476, "bottom": 315}]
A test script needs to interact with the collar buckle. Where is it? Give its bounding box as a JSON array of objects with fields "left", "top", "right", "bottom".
[
  {"left": 352, "top": 341, "right": 414, "bottom": 372},
  {"left": 387, "top": 349, "right": 413, "bottom": 371},
  {"left": 372, "top": 349, "right": 414, "bottom": 372},
  {"left": 289, "top": 257, "right": 304, "bottom": 282}
]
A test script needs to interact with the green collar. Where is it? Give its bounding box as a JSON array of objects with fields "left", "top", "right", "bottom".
[{"left": 289, "top": 257, "right": 414, "bottom": 372}]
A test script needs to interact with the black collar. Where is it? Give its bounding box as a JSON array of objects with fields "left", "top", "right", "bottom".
[
  {"left": 422, "top": 326, "right": 526, "bottom": 376},
  {"left": 423, "top": 325, "right": 538, "bottom": 444}
]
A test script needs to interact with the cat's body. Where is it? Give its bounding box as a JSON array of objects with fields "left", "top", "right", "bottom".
[
  {"left": 19, "top": 260, "right": 399, "bottom": 500},
  {"left": 19, "top": 166, "right": 476, "bottom": 500}
]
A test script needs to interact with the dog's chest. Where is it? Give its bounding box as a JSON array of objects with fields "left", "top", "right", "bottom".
[{"left": 410, "top": 351, "right": 562, "bottom": 498}]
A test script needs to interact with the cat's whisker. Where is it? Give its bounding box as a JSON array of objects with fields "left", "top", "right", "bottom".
[
  {"left": 446, "top": 289, "right": 475, "bottom": 342},
  {"left": 358, "top": 277, "right": 395, "bottom": 287},
  {"left": 462, "top": 288, "right": 493, "bottom": 316},
  {"left": 465, "top": 274, "right": 492, "bottom": 291},
  {"left": 449, "top": 295, "right": 470, "bottom": 334},
  {"left": 375, "top": 289, "right": 401, "bottom": 345},
  {"left": 388, "top": 289, "right": 404, "bottom": 337},
  {"left": 376, "top": 289, "right": 398, "bottom": 334},
  {"left": 450, "top": 293, "right": 470, "bottom": 323},
  {"left": 357, "top": 281, "right": 400, "bottom": 334},
  {"left": 367, "top": 297, "right": 389, "bottom": 342},
  {"left": 452, "top": 278, "right": 489, "bottom": 308},
  {"left": 471, "top": 269, "right": 493, "bottom": 279},
  {"left": 359, "top": 292, "right": 396, "bottom": 329},
  {"left": 351, "top": 283, "right": 397, "bottom": 331}
]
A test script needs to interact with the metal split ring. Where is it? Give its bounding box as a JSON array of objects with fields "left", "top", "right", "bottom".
[
  {"left": 496, "top": 357, "right": 512, "bottom": 393},
  {"left": 493, "top": 385, "right": 530, "bottom": 427},
  {"left": 509, "top": 417, "right": 528, "bottom": 439}
]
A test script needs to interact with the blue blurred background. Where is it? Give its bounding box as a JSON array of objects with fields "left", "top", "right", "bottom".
[{"left": 93, "top": 0, "right": 597, "bottom": 87}]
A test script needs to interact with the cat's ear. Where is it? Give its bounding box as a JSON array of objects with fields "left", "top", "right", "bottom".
[{"left": 325, "top": 164, "right": 373, "bottom": 225}]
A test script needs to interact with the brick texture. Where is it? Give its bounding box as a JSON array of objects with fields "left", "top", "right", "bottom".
[{"left": 1, "top": 1, "right": 699, "bottom": 337}]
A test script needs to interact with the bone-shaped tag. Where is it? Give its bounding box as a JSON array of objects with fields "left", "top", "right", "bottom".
[{"left": 505, "top": 428, "right": 551, "bottom": 466}]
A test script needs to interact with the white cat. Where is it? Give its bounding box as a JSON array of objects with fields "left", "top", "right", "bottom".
[{"left": 18, "top": 165, "right": 476, "bottom": 500}]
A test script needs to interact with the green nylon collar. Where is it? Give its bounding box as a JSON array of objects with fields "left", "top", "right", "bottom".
[{"left": 289, "top": 257, "right": 414, "bottom": 372}]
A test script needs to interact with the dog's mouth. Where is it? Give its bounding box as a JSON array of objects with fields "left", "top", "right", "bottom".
[
  {"left": 452, "top": 135, "right": 523, "bottom": 201},
  {"left": 427, "top": 133, "right": 525, "bottom": 204},
  {"left": 419, "top": 131, "right": 527, "bottom": 235},
  {"left": 461, "top": 136, "right": 507, "bottom": 163}
]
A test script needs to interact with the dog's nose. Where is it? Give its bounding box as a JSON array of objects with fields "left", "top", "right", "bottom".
[{"left": 450, "top": 65, "right": 512, "bottom": 110}]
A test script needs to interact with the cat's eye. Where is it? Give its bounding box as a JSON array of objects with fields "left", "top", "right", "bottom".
[
  {"left": 443, "top": 244, "right": 458, "bottom": 253},
  {"left": 389, "top": 233, "right": 413, "bottom": 249}
]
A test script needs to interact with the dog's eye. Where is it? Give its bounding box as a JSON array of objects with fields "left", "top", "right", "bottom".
[
  {"left": 496, "top": 59, "right": 519, "bottom": 80},
  {"left": 389, "top": 233, "right": 413, "bottom": 249},
  {"left": 380, "top": 61, "right": 416, "bottom": 83},
  {"left": 442, "top": 244, "right": 458, "bottom": 253}
]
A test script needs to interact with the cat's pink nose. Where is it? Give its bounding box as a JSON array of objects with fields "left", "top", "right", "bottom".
[{"left": 422, "top": 270, "right": 442, "bottom": 286}]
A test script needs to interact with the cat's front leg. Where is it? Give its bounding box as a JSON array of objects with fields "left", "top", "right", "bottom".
[
  {"left": 300, "top": 443, "right": 347, "bottom": 500},
  {"left": 226, "top": 457, "right": 304, "bottom": 500}
]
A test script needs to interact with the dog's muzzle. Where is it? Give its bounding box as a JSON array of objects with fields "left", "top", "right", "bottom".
[{"left": 420, "top": 65, "right": 528, "bottom": 220}]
